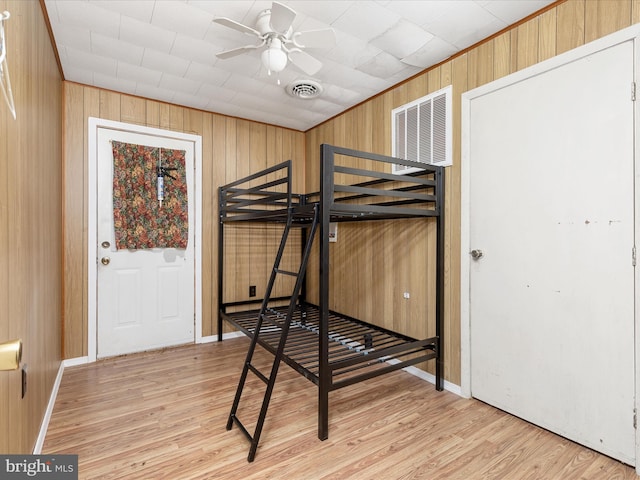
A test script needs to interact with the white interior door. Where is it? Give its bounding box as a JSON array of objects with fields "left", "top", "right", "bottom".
[
  {"left": 96, "top": 127, "right": 195, "bottom": 358},
  {"left": 467, "top": 40, "right": 635, "bottom": 464}
]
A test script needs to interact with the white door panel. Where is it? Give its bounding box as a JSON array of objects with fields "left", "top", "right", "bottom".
[
  {"left": 96, "top": 127, "right": 195, "bottom": 358},
  {"left": 468, "top": 41, "right": 635, "bottom": 464}
]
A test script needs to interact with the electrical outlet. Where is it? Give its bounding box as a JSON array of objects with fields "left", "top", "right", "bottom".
[
  {"left": 249, "top": 285, "right": 256, "bottom": 297},
  {"left": 403, "top": 292, "right": 410, "bottom": 299}
]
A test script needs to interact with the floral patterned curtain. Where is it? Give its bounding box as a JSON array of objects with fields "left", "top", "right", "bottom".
[{"left": 111, "top": 141, "right": 188, "bottom": 250}]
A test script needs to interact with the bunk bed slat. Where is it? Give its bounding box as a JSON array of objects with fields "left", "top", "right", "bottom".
[
  {"left": 334, "top": 184, "right": 436, "bottom": 202},
  {"left": 333, "top": 165, "right": 437, "bottom": 186},
  {"left": 331, "top": 203, "right": 439, "bottom": 217}
]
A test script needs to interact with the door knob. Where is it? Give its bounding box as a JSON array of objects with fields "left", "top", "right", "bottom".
[
  {"left": 101, "top": 256, "right": 110, "bottom": 266},
  {"left": 0, "top": 339, "right": 22, "bottom": 371},
  {"left": 470, "top": 249, "right": 484, "bottom": 260}
]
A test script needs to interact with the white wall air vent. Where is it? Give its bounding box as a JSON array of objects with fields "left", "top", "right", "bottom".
[{"left": 392, "top": 85, "right": 452, "bottom": 174}]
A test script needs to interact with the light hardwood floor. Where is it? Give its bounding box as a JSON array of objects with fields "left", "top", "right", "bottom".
[{"left": 43, "top": 338, "right": 636, "bottom": 479}]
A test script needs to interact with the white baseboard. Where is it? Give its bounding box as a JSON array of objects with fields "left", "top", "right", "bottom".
[
  {"left": 386, "top": 359, "right": 463, "bottom": 397},
  {"left": 33, "top": 362, "right": 65, "bottom": 454},
  {"left": 62, "top": 356, "right": 90, "bottom": 367},
  {"left": 198, "top": 331, "right": 244, "bottom": 343}
]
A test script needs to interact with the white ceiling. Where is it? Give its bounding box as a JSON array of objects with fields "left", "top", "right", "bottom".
[{"left": 43, "top": 0, "right": 554, "bottom": 131}]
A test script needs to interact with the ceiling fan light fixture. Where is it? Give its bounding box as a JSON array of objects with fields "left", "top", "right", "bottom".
[{"left": 261, "top": 38, "right": 288, "bottom": 74}]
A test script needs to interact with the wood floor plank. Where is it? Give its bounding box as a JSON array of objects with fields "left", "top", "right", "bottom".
[{"left": 43, "top": 339, "right": 635, "bottom": 479}]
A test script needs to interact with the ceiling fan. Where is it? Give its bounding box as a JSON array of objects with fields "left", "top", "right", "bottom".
[{"left": 213, "top": 2, "right": 336, "bottom": 78}]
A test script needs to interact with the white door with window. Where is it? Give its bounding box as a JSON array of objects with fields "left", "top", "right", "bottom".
[
  {"left": 95, "top": 126, "right": 197, "bottom": 358},
  {"left": 464, "top": 38, "right": 636, "bottom": 464}
]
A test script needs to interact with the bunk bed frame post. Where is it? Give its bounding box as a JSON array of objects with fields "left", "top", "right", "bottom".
[
  {"left": 435, "top": 168, "right": 445, "bottom": 391},
  {"left": 318, "top": 143, "right": 333, "bottom": 440},
  {"left": 300, "top": 194, "right": 308, "bottom": 305},
  {"left": 217, "top": 186, "right": 225, "bottom": 342}
]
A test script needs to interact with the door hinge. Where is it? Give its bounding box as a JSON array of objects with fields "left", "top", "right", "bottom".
[
  {"left": 633, "top": 246, "right": 637, "bottom": 267},
  {"left": 632, "top": 82, "right": 636, "bottom": 101}
]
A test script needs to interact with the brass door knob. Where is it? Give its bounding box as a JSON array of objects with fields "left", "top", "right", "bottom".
[
  {"left": 0, "top": 339, "right": 22, "bottom": 371},
  {"left": 101, "top": 256, "right": 110, "bottom": 266}
]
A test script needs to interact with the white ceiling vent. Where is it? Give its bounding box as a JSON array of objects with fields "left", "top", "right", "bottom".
[{"left": 286, "top": 80, "right": 323, "bottom": 99}]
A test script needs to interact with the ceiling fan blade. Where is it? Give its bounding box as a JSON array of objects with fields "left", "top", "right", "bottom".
[
  {"left": 213, "top": 17, "right": 261, "bottom": 37},
  {"left": 270, "top": 2, "right": 296, "bottom": 34},
  {"left": 216, "top": 43, "right": 263, "bottom": 60},
  {"left": 288, "top": 49, "right": 322, "bottom": 76},
  {"left": 293, "top": 28, "right": 336, "bottom": 49}
]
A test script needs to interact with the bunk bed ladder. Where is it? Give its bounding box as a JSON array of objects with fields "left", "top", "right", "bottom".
[{"left": 226, "top": 204, "right": 319, "bottom": 462}]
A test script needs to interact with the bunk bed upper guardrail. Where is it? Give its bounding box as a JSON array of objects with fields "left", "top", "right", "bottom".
[
  {"left": 218, "top": 145, "right": 443, "bottom": 224},
  {"left": 219, "top": 160, "right": 299, "bottom": 223},
  {"left": 316, "top": 144, "right": 442, "bottom": 222}
]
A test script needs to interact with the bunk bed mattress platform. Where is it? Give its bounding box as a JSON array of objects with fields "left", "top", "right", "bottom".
[{"left": 222, "top": 303, "right": 438, "bottom": 390}]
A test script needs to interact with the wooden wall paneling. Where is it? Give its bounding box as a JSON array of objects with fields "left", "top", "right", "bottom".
[
  {"left": 585, "top": 0, "right": 631, "bottom": 43},
  {"left": 81, "top": 86, "right": 100, "bottom": 357},
  {"left": 158, "top": 103, "right": 186, "bottom": 132},
  {"left": 446, "top": 54, "right": 468, "bottom": 385},
  {"left": 493, "top": 31, "right": 512, "bottom": 79},
  {"left": 221, "top": 119, "right": 237, "bottom": 320},
  {"left": 304, "top": 128, "right": 317, "bottom": 194},
  {"left": 98, "top": 90, "right": 120, "bottom": 121},
  {"left": 200, "top": 111, "right": 214, "bottom": 336},
  {"left": 391, "top": 81, "right": 409, "bottom": 110},
  {"left": 0, "top": 21, "right": 7, "bottom": 451},
  {"left": 168, "top": 104, "right": 186, "bottom": 132},
  {"left": 556, "top": 0, "right": 586, "bottom": 54},
  {"left": 210, "top": 113, "right": 227, "bottom": 335},
  {"left": 264, "top": 126, "right": 280, "bottom": 298},
  {"left": 120, "top": 95, "right": 146, "bottom": 126},
  {"left": 63, "top": 83, "right": 85, "bottom": 359},
  {"left": 538, "top": 8, "right": 558, "bottom": 61},
  {"left": 223, "top": 118, "right": 238, "bottom": 315},
  {"left": 370, "top": 95, "right": 394, "bottom": 334},
  {"left": 159, "top": 103, "right": 171, "bottom": 130},
  {"left": 184, "top": 109, "right": 208, "bottom": 334},
  {"left": 634, "top": 0, "right": 640, "bottom": 23},
  {"left": 467, "top": 42, "right": 494, "bottom": 90},
  {"left": 0, "top": 0, "right": 63, "bottom": 453},
  {"left": 371, "top": 93, "right": 392, "bottom": 156},
  {"left": 406, "top": 72, "right": 428, "bottom": 104},
  {"left": 146, "top": 100, "right": 160, "bottom": 128},
  {"left": 357, "top": 104, "right": 373, "bottom": 324},
  {"left": 391, "top": 221, "right": 410, "bottom": 335},
  {"left": 516, "top": 17, "right": 540, "bottom": 71},
  {"left": 357, "top": 100, "right": 374, "bottom": 152},
  {"left": 249, "top": 122, "right": 268, "bottom": 300},
  {"left": 292, "top": 129, "right": 305, "bottom": 192},
  {"left": 234, "top": 121, "right": 251, "bottom": 306},
  {"left": 279, "top": 128, "right": 296, "bottom": 302},
  {"left": 8, "top": 0, "right": 27, "bottom": 449},
  {"left": 509, "top": 29, "right": 519, "bottom": 74}
]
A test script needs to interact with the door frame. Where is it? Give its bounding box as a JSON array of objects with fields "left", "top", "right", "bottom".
[
  {"left": 88, "top": 117, "right": 203, "bottom": 362},
  {"left": 461, "top": 24, "right": 640, "bottom": 471}
]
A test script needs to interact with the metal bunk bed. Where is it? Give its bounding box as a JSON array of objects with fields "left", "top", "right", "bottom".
[{"left": 218, "top": 144, "right": 444, "bottom": 461}]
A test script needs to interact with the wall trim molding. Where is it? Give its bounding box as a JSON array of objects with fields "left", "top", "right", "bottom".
[
  {"left": 33, "top": 362, "right": 65, "bottom": 454},
  {"left": 386, "top": 359, "right": 463, "bottom": 397}
]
